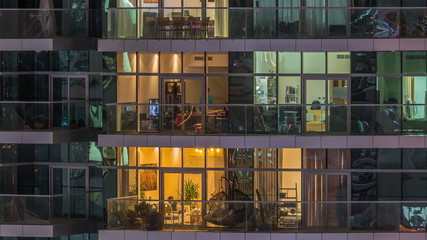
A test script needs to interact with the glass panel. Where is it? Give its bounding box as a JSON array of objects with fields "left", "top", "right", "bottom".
[
  {"left": 377, "top": 77, "right": 401, "bottom": 104},
  {"left": 351, "top": 52, "right": 377, "bottom": 73},
  {"left": 161, "top": 148, "right": 182, "bottom": 167},
  {"left": 303, "top": 52, "right": 326, "bottom": 73},
  {"left": 184, "top": 79, "right": 202, "bottom": 104},
  {"left": 329, "top": 80, "right": 348, "bottom": 104},
  {"left": 160, "top": 53, "right": 182, "bottom": 73},
  {"left": 306, "top": 80, "right": 325, "bottom": 105},
  {"left": 351, "top": 77, "right": 378, "bottom": 104},
  {"left": 207, "top": 77, "right": 228, "bottom": 104},
  {"left": 327, "top": 149, "right": 350, "bottom": 169},
  {"left": 117, "top": 52, "right": 137, "bottom": 73},
  {"left": 183, "top": 52, "right": 205, "bottom": 73},
  {"left": 53, "top": 78, "right": 68, "bottom": 101},
  {"left": 164, "top": 173, "right": 182, "bottom": 214},
  {"left": 403, "top": 52, "right": 427, "bottom": 74},
  {"left": 206, "top": 52, "right": 228, "bottom": 73},
  {"left": 327, "top": 52, "right": 350, "bottom": 74},
  {"left": 229, "top": 52, "right": 253, "bottom": 73},
  {"left": 254, "top": 76, "right": 277, "bottom": 104},
  {"left": 70, "top": 168, "right": 86, "bottom": 193},
  {"left": 117, "top": 75, "right": 137, "bottom": 103},
  {"left": 183, "top": 173, "right": 202, "bottom": 225},
  {"left": 278, "top": 77, "right": 301, "bottom": 104},
  {"left": 69, "top": 78, "right": 86, "bottom": 100},
  {"left": 278, "top": 52, "right": 301, "bottom": 74},
  {"left": 183, "top": 148, "right": 205, "bottom": 168},
  {"left": 139, "top": 168, "right": 159, "bottom": 200},
  {"left": 206, "top": 148, "right": 225, "bottom": 168},
  {"left": 53, "top": 168, "right": 68, "bottom": 194},
  {"left": 303, "top": 149, "right": 326, "bottom": 169},
  {"left": 254, "top": 52, "right": 277, "bottom": 74},
  {"left": 138, "top": 52, "right": 159, "bottom": 73},
  {"left": 403, "top": 149, "right": 427, "bottom": 169},
  {"left": 377, "top": 52, "right": 401, "bottom": 74}
]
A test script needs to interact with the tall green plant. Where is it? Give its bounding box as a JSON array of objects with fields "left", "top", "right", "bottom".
[{"left": 184, "top": 179, "right": 200, "bottom": 209}]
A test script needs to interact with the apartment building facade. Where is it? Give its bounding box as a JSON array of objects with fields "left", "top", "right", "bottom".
[{"left": 2, "top": 1, "right": 427, "bottom": 240}]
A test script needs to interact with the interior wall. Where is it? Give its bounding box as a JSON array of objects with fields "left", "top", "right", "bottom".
[
  {"left": 185, "top": 79, "right": 202, "bottom": 103},
  {"left": 138, "top": 76, "right": 159, "bottom": 103},
  {"left": 160, "top": 53, "right": 182, "bottom": 73},
  {"left": 138, "top": 147, "right": 159, "bottom": 199},
  {"left": 280, "top": 148, "right": 302, "bottom": 201}
]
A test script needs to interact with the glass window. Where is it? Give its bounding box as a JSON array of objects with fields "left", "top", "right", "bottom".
[
  {"left": 351, "top": 52, "right": 377, "bottom": 73},
  {"left": 402, "top": 173, "right": 427, "bottom": 200},
  {"left": 117, "top": 52, "right": 137, "bottom": 73},
  {"left": 402, "top": 76, "right": 426, "bottom": 118},
  {"left": 70, "top": 51, "right": 88, "bottom": 72},
  {"left": 139, "top": 168, "right": 159, "bottom": 200},
  {"left": 303, "top": 149, "right": 326, "bottom": 169},
  {"left": 206, "top": 52, "right": 228, "bottom": 73},
  {"left": 229, "top": 52, "right": 253, "bottom": 73},
  {"left": 160, "top": 52, "right": 182, "bottom": 73},
  {"left": 254, "top": 52, "right": 277, "bottom": 73},
  {"left": 377, "top": 77, "right": 401, "bottom": 104},
  {"left": 117, "top": 147, "right": 136, "bottom": 166},
  {"left": 207, "top": 170, "right": 226, "bottom": 199},
  {"left": 278, "top": 52, "right": 301, "bottom": 73},
  {"left": 183, "top": 52, "right": 205, "bottom": 73},
  {"left": 117, "top": 75, "right": 136, "bottom": 103},
  {"left": 117, "top": 169, "right": 137, "bottom": 197},
  {"left": 303, "top": 52, "right": 326, "bottom": 73},
  {"left": 161, "top": 148, "right": 182, "bottom": 167},
  {"left": 207, "top": 148, "right": 225, "bottom": 168},
  {"left": 183, "top": 148, "right": 205, "bottom": 168},
  {"left": 254, "top": 76, "right": 277, "bottom": 104},
  {"left": 402, "top": 52, "right": 427, "bottom": 74},
  {"left": 137, "top": 76, "right": 159, "bottom": 104},
  {"left": 279, "top": 171, "right": 301, "bottom": 201},
  {"left": 351, "top": 77, "right": 378, "bottom": 104},
  {"left": 138, "top": 147, "right": 159, "bottom": 166},
  {"left": 207, "top": 77, "right": 228, "bottom": 104},
  {"left": 377, "top": 52, "right": 401, "bottom": 74},
  {"left": 138, "top": 52, "right": 159, "bottom": 73},
  {"left": 377, "top": 149, "right": 401, "bottom": 169},
  {"left": 327, "top": 149, "right": 350, "bottom": 169},
  {"left": 403, "top": 149, "right": 427, "bottom": 169},
  {"left": 327, "top": 52, "right": 350, "bottom": 73},
  {"left": 278, "top": 77, "right": 301, "bottom": 104}
]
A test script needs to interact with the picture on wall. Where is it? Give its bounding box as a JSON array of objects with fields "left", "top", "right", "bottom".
[{"left": 140, "top": 164, "right": 158, "bottom": 191}]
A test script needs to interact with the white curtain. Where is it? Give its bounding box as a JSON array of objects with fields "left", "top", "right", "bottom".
[{"left": 215, "top": 0, "right": 229, "bottom": 37}]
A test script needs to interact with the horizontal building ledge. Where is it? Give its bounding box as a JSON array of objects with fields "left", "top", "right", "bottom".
[
  {"left": 98, "top": 39, "right": 427, "bottom": 52},
  {"left": 0, "top": 129, "right": 99, "bottom": 144},
  {"left": 98, "top": 135, "right": 427, "bottom": 149},
  {"left": 99, "top": 230, "right": 426, "bottom": 240},
  {"left": 0, "top": 221, "right": 97, "bottom": 238},
  {"left": 0, "top": 38, "right": 97, "bottom": 51}
]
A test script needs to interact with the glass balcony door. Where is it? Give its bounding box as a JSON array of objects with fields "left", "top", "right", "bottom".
[
  {"left": 161, "top": 77, "right": 205, "bottom": 133},
  {"left": 303, "top": 78, "right": 349, "bottom": 133},
  {"left": 50, "top": 75, "right": 89, "bottom": 128},
  {"left": 303, "top": 172, "right": 350, "bottom": 229},
  {"left": 50, "top": 166, "right": 89, "bottom": 220},
  {"left": 161, "top": 171, "right": 204, "bottom": 226}
]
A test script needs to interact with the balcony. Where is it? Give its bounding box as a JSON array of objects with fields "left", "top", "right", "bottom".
[
  {"left": 105, "top": 103, "right": 427, "bottom": 136},
  {"left": 0, "top": 102, "right": 99, "bottom": 143},
  {"left": 0, "top": 9, "right": 89, "bottom": 38},
  {"left": 106, "top": 199, "right": 424, "bottom": 233},
  {"left": 105, "top": 7, "right": 427, "bottom": 39},
  {"left": 0, "top": 194, "right": 96, "bottom": 237}
]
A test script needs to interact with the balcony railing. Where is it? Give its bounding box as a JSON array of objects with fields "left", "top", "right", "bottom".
[
  {"left": 105, "top": 7, "right": 427, "bottom": 39},
  {"left": 105, "top": 103, "right": 427, "bottom": 136},
  {"left": 0, "top": 193, "right": 89, "bottom": 225},
  {"left": 108, "top": 198, "right": 425, "bottom": 232},
  {"left": 0, "top": 101, "right": 93, "bottom": 130},
  {"left": 0, "top": 9, "right": 89, "bottom": 38}
]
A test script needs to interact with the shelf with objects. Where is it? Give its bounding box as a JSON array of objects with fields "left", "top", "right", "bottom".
[{"left": 278, "top": 183, "right": 300, "bottom": 228}]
